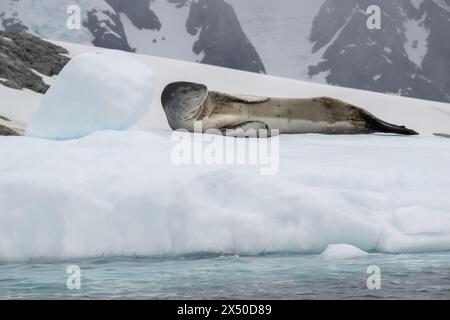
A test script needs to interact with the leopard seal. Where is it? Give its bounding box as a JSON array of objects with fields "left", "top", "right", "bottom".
[{"left": 161, "top": 81, "right": 418, "bottom": 136}]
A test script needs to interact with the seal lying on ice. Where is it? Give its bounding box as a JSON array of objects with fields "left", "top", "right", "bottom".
[{"left": 161, "top": 81, "right": 418, "bottom": 136}]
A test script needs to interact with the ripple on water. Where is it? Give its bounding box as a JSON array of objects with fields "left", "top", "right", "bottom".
[{"left": 0, "top": 252, "right": 450, "bottom": 299}]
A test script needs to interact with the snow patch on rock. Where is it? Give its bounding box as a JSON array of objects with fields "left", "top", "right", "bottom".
[{"left": 404, "top": 15, "right": 429, "bottom": 68}]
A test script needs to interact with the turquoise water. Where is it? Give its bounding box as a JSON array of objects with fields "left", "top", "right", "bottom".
[{"left": 1, "top": 253, "right": 450, "bottom": 299}]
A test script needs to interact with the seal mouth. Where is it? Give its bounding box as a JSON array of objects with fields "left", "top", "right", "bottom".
[{"left": 161, "top": 82, "right": 208, "bottom": 129}]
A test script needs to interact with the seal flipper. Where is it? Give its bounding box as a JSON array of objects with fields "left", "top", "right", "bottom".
[
  {"left": 220, "top": 121, "right": 275, "bottom": 137},
  {"left": 359, "top": 109, "right": 419, "bottom": 135}
]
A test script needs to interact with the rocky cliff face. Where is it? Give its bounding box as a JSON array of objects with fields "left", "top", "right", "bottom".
[
  {"left": 0, "top": 31, "right": 70, "bottom": 93},
  {"left": 106, "top": 0, "right": 161, "bottom": 30},
  {"left": 84, "top": 5, "right": 134, "bottom": 52},
  {"left": 0, "top": 30, "right": 70, "bottom": 135},
  {"left": 186, "top": 0, "right": 265, "bottom": 73},
  {"left": 419, "top": 0, "right": 450, "bottom": 103},
  {"left": 83, "top": 0, "right": 163, "bottom": 52},
  {"left": 0, "top": 115, "right": 22, "bottom": 136},
  {"left": 308, "top": 0, "right": 450, "bottom": 103}
]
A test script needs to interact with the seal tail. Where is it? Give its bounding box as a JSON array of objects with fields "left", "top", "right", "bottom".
[{"left": 359, "top": 109, "right": 419, "bottom": 135}]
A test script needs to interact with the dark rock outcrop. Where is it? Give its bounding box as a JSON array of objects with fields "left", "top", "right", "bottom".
[
  {"left": 419, "top": 0, "right": 450, "bottom": 103},
  {"left": 1, "top": 0, "right": 266, "bottom": 75},
  {"left": 308, "top": 0, "right": 450, "bottom": 103},
  {"left": 186, "top": 0, "right": 266, "bottom": 73},
  {"left": 83, "top": 1, "right": 160, "bottom": 52},
  {"left": 0, "top": 116, "right": 22, "bottom": 136},
  {"left": 0, "top": 123, "right": 20, "bottom": 136},
  {"left": 1, "top": 16, "right": 29, "bottom": 33},
  {"left": 0, "top": 30, "right": 70, "bottom": 93},
  {"left": 85, "top": 0, "right": 265, "bottom": 73},
  {"left": 0, "top": 0, "right": 29, "bottom": 33},
  {"left": 85, "top": 7, "right": 134, "bottom": 52},
  {"left": 106, "top": 0, "right": 161, "bottom": 30}
]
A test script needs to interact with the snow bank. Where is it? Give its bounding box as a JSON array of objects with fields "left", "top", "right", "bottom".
[
  {"left": 4, "top": 40, "right": 450, "bottom": 136},
  {"left": 2, "top": 41, "right": 450, "bottom": 262},
  {"left": 25, "top": 50, "right": 155, "bottom": 140},
  {"left": 320, "top": 244, "right": 369, "bottom": 260},
  {"left": 41, "top": 41, "right": 450, "bottom": 136},
  {"left": 0, "top": 84, "right": 40, "bottom": 123},
  {"left": 1, "top": 130, "right": 450, "bottom": 261}
]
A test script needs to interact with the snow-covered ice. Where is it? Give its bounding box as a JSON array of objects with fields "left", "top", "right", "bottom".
[
  {"left": 320, "top": 244, "right": 369, "bottom": 260},
  {"left": 1, "top": 41, "right": 450, "bottom": 262},
  {"left": 6, "top": 41, "right": 450, "bottom": 137},
  {"left": 25, "top": 50, "right": 155, "bottom": 139},
  {"left": 1, "top": 130, "right": 450, "bottom": 262}
]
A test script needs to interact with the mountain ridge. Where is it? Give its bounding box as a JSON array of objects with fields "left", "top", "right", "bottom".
[
  {"left": 308, "top": 0, "right": 450, "bottom": 103},
  {"left": 0, "top": 0, "right": 265, "bottom": 74},
  {"left": 1, "top": 0, "right": 449, "bottom": 103}
]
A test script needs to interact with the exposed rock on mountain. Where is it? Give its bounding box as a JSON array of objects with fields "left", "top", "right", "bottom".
[
  {"left": 0, "top": 0, "right": 265, "bottom": 74},
  {"left": 0, "top": 116, "right": 22, "bottom": 136},
  {"left": 419, "top": 0, "right": 450, "bottom": 103},
  {"left": 84, "top": 6, "right": 134, "bottom": 52},
  {"left": 308, "top": 0, "right": 450, "bottom": 103},
  {"left": 1, "top": 0, "right": 448, "bottom": 103},
  {"left": 187, "top": 0, "right": 265, "bottom": 73},
  {"left": 0, "top": 31, "right": 70, "bottom": 93},
  {"left": 0, "top": 124, "right": 17, "bottom": 135},
  {"left": 106, "top": 0, "right": 161, "bottom": 30}
]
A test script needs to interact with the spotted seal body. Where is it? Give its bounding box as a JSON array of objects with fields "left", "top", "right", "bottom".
[{"left": 161, "top": 82, "right": 418, "bottom": 136}]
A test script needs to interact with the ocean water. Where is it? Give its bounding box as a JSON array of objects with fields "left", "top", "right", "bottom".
[{"left": 1, "top": 252, "right": 450, "bottom": 300}]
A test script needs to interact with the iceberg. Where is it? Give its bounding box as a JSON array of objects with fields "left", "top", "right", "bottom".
[
  {"left": 25, "top": 50, "right": 155, "bottom": 139},
  {"left": 320, "top": 244, "right": 369, "bottom": 261},
  {"left": 2, "top": 41, "right": 450, "bottom": 262},
  {"left": 1, "top": 131, "right": 450, "bottom": 262}
]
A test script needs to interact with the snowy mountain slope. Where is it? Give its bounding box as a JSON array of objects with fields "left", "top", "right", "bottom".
[
  {"left": 0, "top": 31, "right": 69, "bottom": 94},
  {"left": 49, "top": 41, "right": 450, "bottom": 136},
  {"left": 0, "top": 0, "right": 264, "bottom": 73},
  {"left": 2, "top": 0, "right": 449, "bottom": 104},
  {"left": 0, "top": 0, "right": 95, "bottom": 43},
  {"left": 119, "top": 0, "right": 198, "bottom": 61},
  {"left": 308, "top": 0, "right": 450, "bottom": 103},
  {"left": 1, "top": 42, "right": 450, "bottom": 261},
  {"left": 227, "top": 0, "right": 325, "bottom": 80},
  {"left": 3, "top": 40, "right": 450, "bottom": 136},
  {"left": 213, "top": 0, "right": 450, "bottom": 104}
]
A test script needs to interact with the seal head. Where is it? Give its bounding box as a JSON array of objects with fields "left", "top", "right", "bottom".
[{"left": 161, "top": 82, "right": 208, "bottom": 130}]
